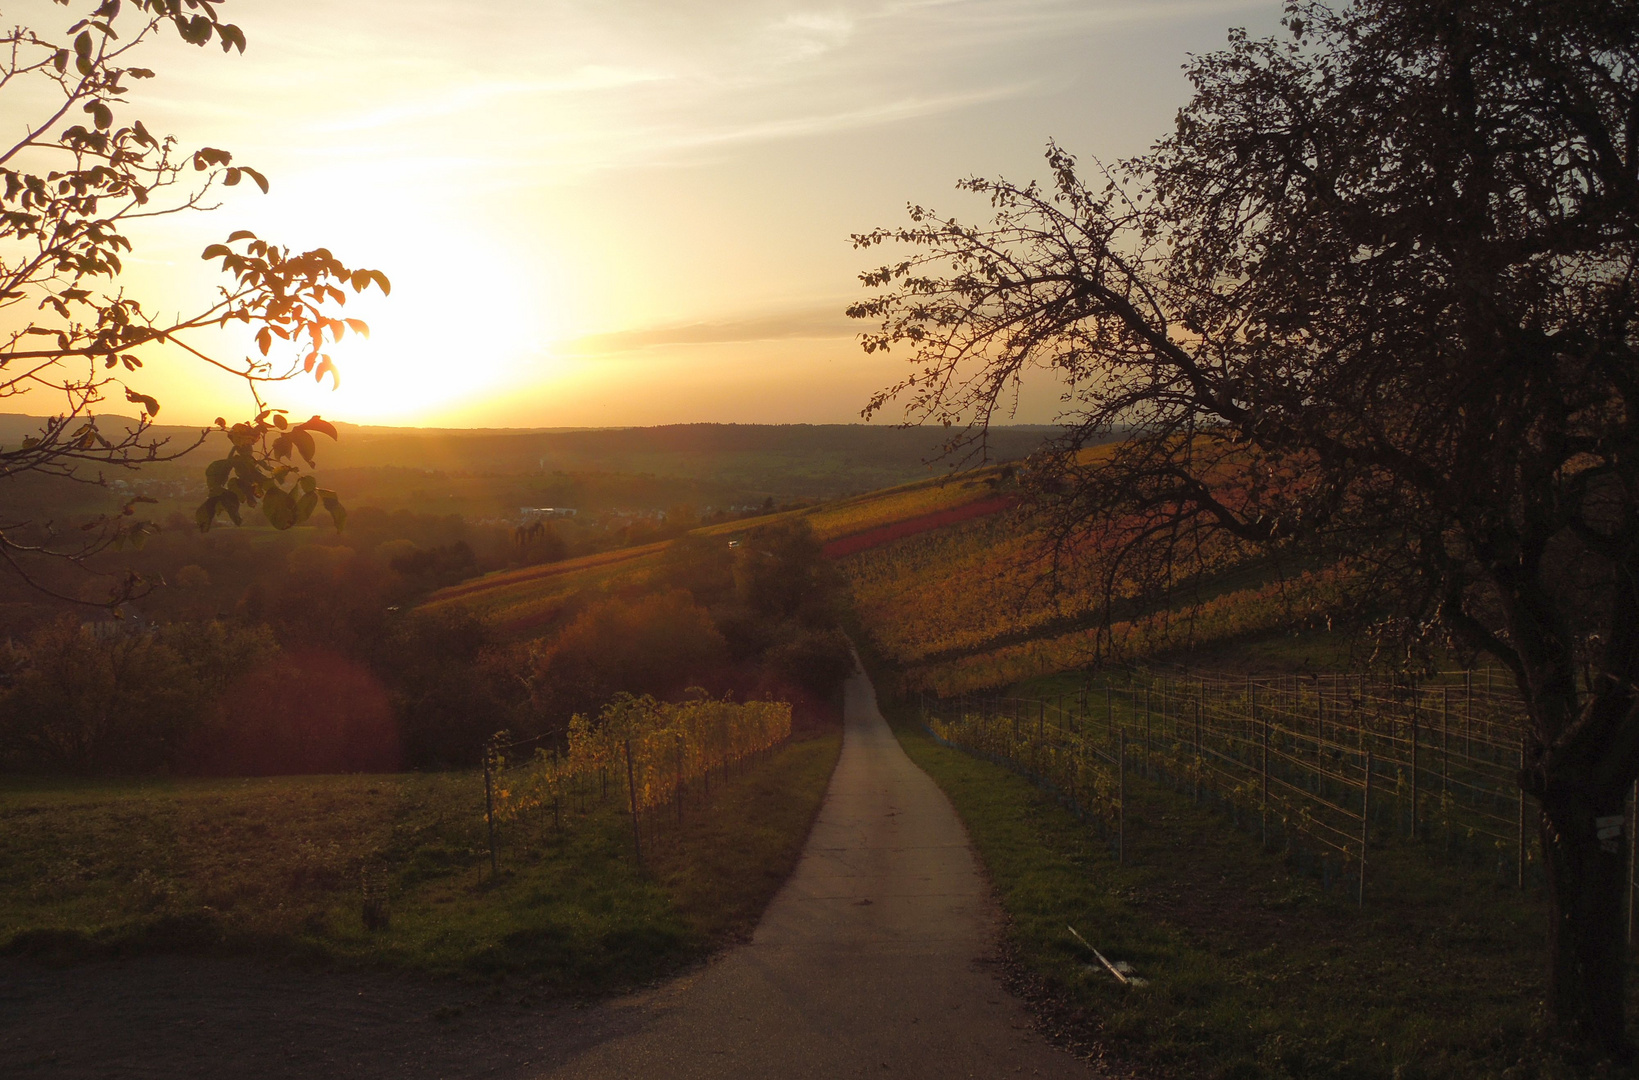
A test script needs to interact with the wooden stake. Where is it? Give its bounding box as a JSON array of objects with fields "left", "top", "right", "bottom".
[
  {"left": 1410, "top": 704, "right": 1419, "bottom": 842},
  {"left": 1360, "top": 749, "right": 1372, "bottom": 908},
  {"left": 1629, "top": 780, "right": 1637, "bottom": 947},
  {"left": 1118, "top": 728, "right": 1126, "bottom": 865},
  {"left": 1441, "top": 686, "right": 1449, "bottom": 798},
  {"left": 1144, "top": 683, "right": 1152, "bottom": 779},
  {"left": 1464, "top": 671, "right": 1473, "bottom": 759},
  {"left": 624, "top": 739, "right": 643, "bottom": 868},
  {"left": 1518, "top": 737, "right": 1527, "bottom": 890},
  {"left": 1261, "top": 708, "right": 1269, "bottom": 849},
  {"left": 1194, "top": 699, "right": 1202, "bottom": 804},
  {"left": 483, "top": 753, "right": 499, "bottom": 877}
]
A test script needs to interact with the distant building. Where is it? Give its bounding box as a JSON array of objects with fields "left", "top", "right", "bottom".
[{"left": 519, "top": 507, "right": 578, "bottom": 518}]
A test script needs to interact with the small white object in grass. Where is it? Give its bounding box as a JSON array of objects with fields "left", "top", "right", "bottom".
[{"left": 1068, "top": 925, "right": 1148, "bottom": 987}]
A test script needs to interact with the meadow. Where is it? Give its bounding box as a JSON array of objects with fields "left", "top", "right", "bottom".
[{"left": 0, "top": 727, "right": 840, "bottom": 990}]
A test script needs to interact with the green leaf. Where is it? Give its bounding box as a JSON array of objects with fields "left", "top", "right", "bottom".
[
  {"left": 205, "top": 458, "right": 230, "bottom": 492},
  {"left": 291, "top": 429, "right": 316, "bottom": 466},
  {"left": 195, "top": 498, "right": 215, "bottom": 532},
  {"left": 321, "top": 492, "right": 347, "bottom": 532},
  {"left": 262, "top": 486, "right": 295, "bottom": 530},
  {"left": 201, "top": 243, "right": 231, "bottom": 260},
  {"left": 299, "top": 416, "right": 338, "bottom": 440},
  {"left": 295, "top": 490, "right": 318, "bottom": 523}
]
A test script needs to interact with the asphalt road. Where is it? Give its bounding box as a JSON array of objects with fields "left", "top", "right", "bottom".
[{"left": 536, "top": 663, "right": 1092, "bottom": 1079}]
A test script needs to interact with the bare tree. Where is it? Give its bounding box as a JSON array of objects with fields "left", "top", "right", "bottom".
[
  {"left": 0, "top": 0, "right": 387, "bottom": 603},
  {"left": 854, "top": 0, "right": 1639, "bottom": 1052}
]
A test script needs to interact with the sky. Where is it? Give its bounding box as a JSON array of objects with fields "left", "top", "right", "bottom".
[{"left": 20, "top": 0, "right": 1284, "bottom": 429}]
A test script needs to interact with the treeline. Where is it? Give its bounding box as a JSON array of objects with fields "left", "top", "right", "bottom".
[{"left": 0, "top": 520, "right": 851, "bottom": 776}]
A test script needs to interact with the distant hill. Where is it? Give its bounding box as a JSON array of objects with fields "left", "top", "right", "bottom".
[{"left": 0, "top": 416, "right": 1060, "bottom": 499}]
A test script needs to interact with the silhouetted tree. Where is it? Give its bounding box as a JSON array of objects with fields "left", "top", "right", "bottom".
[
  {"left": 854, "top": 0, "right": 1639, "bottom": 1051},
  {"left": 0, "top": 0, "right": 387, "bottom": 603}
]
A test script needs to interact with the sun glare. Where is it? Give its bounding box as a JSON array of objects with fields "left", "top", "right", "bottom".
[{"left": 266, "top": 228, "right": 561, "bottom": 427}]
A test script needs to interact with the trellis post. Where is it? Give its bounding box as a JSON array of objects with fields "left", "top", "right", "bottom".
[
  {"left": 1360, "top": 749, "right": 1372, "bottom": 908},
  {"left": 625, "top": 738, "right": 643, "bottom": 869}
]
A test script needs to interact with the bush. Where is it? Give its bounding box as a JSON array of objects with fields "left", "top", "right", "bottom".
[
  {"left": 763, "top": 627, "right": 854, "bottom": 698},
  {"left": 0, "top": 616, "right": 260, "bottom": 774},
  {"left": 183, "top": 649, "right": 400, "bottom": 776},
  {"left": 532, "top": 589, "right": 729, "bottom": 730},
  {"left": 379, "top": 609, "right": 530, "bottom": 768}
]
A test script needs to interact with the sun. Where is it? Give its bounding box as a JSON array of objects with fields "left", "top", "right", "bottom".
[{"left": 267, "top": 235, "right": 562, "bottom": 427}]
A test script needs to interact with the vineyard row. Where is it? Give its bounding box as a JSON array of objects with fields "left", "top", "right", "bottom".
[
  {"left": 481, "top": 694, "right": 793, "bottom": 869},
  {"left": 920, "top": 668, "right": 1558, "bottom": 905}
]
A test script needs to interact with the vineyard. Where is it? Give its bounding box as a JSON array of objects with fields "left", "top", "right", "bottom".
[
  {"left": 421, "top": 542, "right": 671, "bottom": 634},
  {"left": 840, "top": 494, "right": 1345, "bottom": 696},
  {"left": 484, "top": 694, "right": 792, "bottom": 864},
  {"left": 422, "top": 468, "right": 1020, "bottom": 639},
  {"left": 921, "top": 666, "right": 1552, "bottom": 902}
]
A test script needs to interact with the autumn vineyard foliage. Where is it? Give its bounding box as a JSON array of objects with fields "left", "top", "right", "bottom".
[
  {"left": 418, "top": 445, "right": 1339, "bottom": 704},
  {"left": 421, "top": 542, "right": 671, "bottom": 637},
  {"left": 839, "top": 491, "right": 1348, "bottom": 697},
  {"left": 421, "top": 470, "right": 1016, "bottom": 641},
  {"left": 488, "top": 694, "right": 792, "bottom": 825}
]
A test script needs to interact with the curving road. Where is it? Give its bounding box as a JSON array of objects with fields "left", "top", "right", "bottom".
[{"left": 538, "top": 662, "right": 1091, "bottom": 1079}]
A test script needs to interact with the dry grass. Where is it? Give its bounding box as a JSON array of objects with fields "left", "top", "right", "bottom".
[{"left": 0, "top": 728, "right": 840, "bottom": 990}]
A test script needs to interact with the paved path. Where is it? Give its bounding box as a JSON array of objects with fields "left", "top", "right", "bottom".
[
  {"left": 0, "top": 664, "right": 1092, "bottom": 1079},
  {"left": 539, "top": 663, "right": 1091, "bottom": 1079}
]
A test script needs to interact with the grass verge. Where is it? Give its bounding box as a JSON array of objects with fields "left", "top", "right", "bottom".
[
  {"left": 0, "top": 728, "right": 839, "bottom": 993},
  {"left": 856, "top": 647, "right": 1632, "bottom": 1079}
]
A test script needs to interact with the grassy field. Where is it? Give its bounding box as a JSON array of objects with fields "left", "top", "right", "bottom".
[
  {"left": 858, "top": 649, "right": 1630, "bottom": 1079},
  {"left": 0, "top": 729, "right": 840, "bottom": 991}
]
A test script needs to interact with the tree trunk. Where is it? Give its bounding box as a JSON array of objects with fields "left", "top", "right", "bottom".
[
  {"left": 1540, "top": 791, "right": 1629, "bottom": 1052},
  {"left": 1496, "top": 569, "right": 1639, "bottom": 1053}
]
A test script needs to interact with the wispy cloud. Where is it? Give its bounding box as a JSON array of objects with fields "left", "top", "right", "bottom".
[
  {"left": 313, "top": 67, "right": 670, "bottom": 134},
  {"left": 559, "top": 304, "right": 858, "bottom": 355}
]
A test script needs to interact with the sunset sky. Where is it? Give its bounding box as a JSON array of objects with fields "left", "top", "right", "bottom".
[{"left": 62, "top": 0, "right": 1281, "bottom": 429}]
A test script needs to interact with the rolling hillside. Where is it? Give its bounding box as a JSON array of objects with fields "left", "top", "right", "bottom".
[{"left": 426, "top": 453, "right": 1336, "bottom": 691}]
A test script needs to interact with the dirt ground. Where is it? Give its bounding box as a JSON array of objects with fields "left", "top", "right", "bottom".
[{"left": 1, "top": 953, "right": 668, "bottom": 1079}]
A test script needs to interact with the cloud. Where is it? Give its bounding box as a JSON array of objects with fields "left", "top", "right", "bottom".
[
  {"left": 559, "top": 304, "right": 859, "bottom": 355},
  {"left": 312, "top": 67, "right": 670, "bottom": 134}
]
